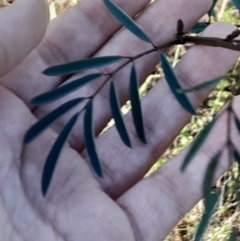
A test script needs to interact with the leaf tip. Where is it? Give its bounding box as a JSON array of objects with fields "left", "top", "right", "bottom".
[
  {"left": 41, "top": 183, "right": 47, "bottom": 197},
  {"left": 180, "top": 163, "right": 186, "bottom": 172},
  {"left": 127, "top": 141, "right": 132, "bottom": 148},
  {"left": 140, "top": 135, "right": 147, "bottom": 144},
  {"left": 42, "top": 68, "right": 51, "bottom": 76},
  {"left": 41, "top": 175, "right": 49, "bottom": 197},
  {"left": 42, "top": 67, "right": 56, "bottom": 76},
  {"left": 23, "top": 130, "right": 34, "bottom": 145},
  {"left": 96, "top": 167, "right": 103, "bottom": 178}
]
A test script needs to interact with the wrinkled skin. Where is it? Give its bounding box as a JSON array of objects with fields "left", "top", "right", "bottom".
[{"left": 0, "top": 0, "right": 240, "bottom": 240}]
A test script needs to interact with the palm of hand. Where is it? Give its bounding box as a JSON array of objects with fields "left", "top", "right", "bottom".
[
  {"left": 0, "top": 107, "right": 134, "bottom": 240},
  {"left": 0, "top": 0, "right": 239, "bottom": 240}
]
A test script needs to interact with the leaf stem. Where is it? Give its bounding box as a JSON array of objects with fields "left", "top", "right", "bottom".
[{"left": 56, "top": 32, "right": 240, "bottom": 124}]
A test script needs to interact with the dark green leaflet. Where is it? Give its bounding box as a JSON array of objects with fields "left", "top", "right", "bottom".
[
  {"left": 194, "top": 189, "right": 221, "bottom": 241},
  {"left": 129, "top": 65, "right": 146, "bottom": 143},
  {"left": 42, "top": 112, "right": 80, "bottom": 196},
  {"left": 177, "top": 77, "right": 222, "bottom": 93},
  {"left": 160, "top": 53, "right": 196, "bottom": 115},
  {"left": 233, "top": 149, "right": 240, "bottom": 165},
  {"left": 31, "top": 73, "right": 102, "bottom": 105},
  {"left": 232, "top": 0, "right": 240, "bottom": 11},
  {"left": 103, "top": 0, "right": 151, "bottom": 43},
  {"left": 203, "top": 151, "right": 221, "bottom": 200},
  {"left": 208, "top": 0, "right": 218, "bottom": 17},
  {"left": 84, "top": 101, "right": 102, "bottom": 177},
  {"left": 234, "top": 113, "right": 240, "bottom": 134},
  {"left": 189, "top": 22, "right": 208, "bottom": 34},
  {"left": 181, "top": 118, "right": 217, "bottom": 171},
  {"left": 210, "top": 9, "right": 217, "bottom": 18},
  {"left": 24, "top": 98, "right": 84, "bottom": 144},
  {"left": 43, "top": 56, "right": 123, "bottom": 76},
  {"left": 109, "top": 82, "right": 132, "bottom": 148}
]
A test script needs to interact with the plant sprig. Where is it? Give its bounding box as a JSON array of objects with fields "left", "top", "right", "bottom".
[{"left": 23, "top": 0, "right": 240, "bottom": 208}]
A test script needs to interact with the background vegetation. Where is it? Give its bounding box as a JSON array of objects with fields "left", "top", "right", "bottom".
[{"left": 1, "top": 0, "right": 240, "bottom": 240}]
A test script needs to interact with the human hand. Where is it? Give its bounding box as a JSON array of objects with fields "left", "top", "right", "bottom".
[{"left": 0, "top": 0, "right": 240, "bottom": 240}]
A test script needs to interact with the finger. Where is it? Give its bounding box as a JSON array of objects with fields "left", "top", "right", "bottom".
[
  {"left": 92, "top": 22, "right": 240, "bottom": 198},
  {"left": 0, "top": 0, "right": 48, "bottom": 77},
  {"left": 33, "top": 0, "right": 211, "bottom": 150},
  {"left": 0, "top": 0, "right": 151, "bottom": 103},
  {"left": 116, "top": 98, "right": 240, "bottom": 241}
]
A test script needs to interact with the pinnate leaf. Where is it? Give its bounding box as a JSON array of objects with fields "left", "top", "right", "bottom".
[
  {"left": 160, "top": 53, "right": 196, "bottom": 115},
  {"left": 181, "top": 118, "right": 217, "bottom": 171},
  {"left": 24, "top": 98, "right": 84, "bottom": 144},
  {"left": 43, "top": 56, "right": 123, "bottom": 76},
  {"left": 84, "top": 101, "right": 102, "bottom": 177},
  {"left": 42, "top": 112, "right": 80, "bottom": 196},
  {"left": 177, "top": 77, "right": 222, "bottom": 93},
  {"left": 110, "top": 81, "right": 131, "bottom": 147},
  {"left": 103, "top": 0, "right": 151, "bottom": 43},
  {"left": 31, "top": 73, "right": 102, "bottom": 105},
  {"left": 194, "top": 189, "right": 220, "bottom": 241},
  {"left": 130, "top": 65, "right": 146, "bottom": 143}
]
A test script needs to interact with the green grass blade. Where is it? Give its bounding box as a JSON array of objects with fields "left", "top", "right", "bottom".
[
  {"left": 43, "top": 56, "right": 123, "bottom": 76},
  {"left": 232, "top": 0, "right": 240, "bottom": 11},
  {"left": 31, "top": 73, "right": 102, "bottom": 105},
  {"left": 194, "top": 189, "right": 221, "bottom": 241},
  {"left": 181, "top": 118, "right": 217, "bottom": 171},
  {"left": 203, "top": 151, "right": 221, "bottom": 199},
  {"left": 84, "top": 101, "right": 102, "bottom": 177},
  {"left": 177, "top": 77, "right": 222, "bottom": 93},
  {"left": 42, "top": 112, "right": 80, "bottom": 196},
  {"left": 103, "top": 0, "right": 151, "bottom": 43},
  {"left": 24, "top": 98, "right": 84, "bottom": 144},
  {"left": 110, "top": 82, "right": 132, "bottom": 148},
  {"left": 233, "top": 149, "right": 240, "bottom": 165},
  {"left": 129, "top": 65, "right": 146, "bottom": 143},
  {"left": 160, "top": 53, "right": 196, "bottom": 115}
]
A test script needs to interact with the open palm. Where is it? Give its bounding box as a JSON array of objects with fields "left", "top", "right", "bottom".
[{"left": 0, "top": 0, "right": 239, "bottom": 240}]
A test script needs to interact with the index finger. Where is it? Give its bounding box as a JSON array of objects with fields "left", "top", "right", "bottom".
[{"left": 0, "top": 0, "right": 151, "bottom": 103}]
